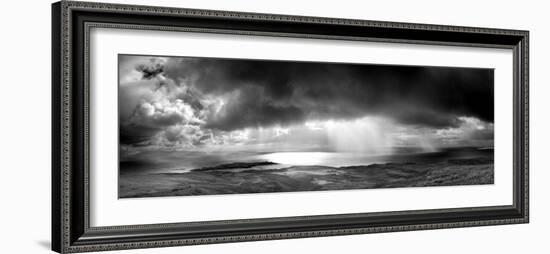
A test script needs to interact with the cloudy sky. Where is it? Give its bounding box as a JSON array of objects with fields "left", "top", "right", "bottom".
[{"left": 119, "top": 54, "right": 494, "bottom": 158}]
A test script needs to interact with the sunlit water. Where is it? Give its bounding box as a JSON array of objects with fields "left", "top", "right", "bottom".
[
  {"left": 258, "top": 148, "right": 492, "bottom": 168},
  {"left": 121, "top": 147, "right": 493, "bottom": 174},
  {"left": 260, "top": 152, "right": 385, "bottom": 167}
]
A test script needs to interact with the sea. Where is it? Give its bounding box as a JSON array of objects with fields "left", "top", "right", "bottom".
[{"left": 120, "top": 147, "right": 494, "bottom": 174}]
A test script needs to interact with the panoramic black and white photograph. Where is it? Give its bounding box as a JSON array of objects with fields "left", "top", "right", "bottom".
[{"left": 118, "top": 54, "right": 494, "bottom": 198}]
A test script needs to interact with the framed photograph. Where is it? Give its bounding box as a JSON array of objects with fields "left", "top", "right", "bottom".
[{"left": 52, "top": 1, "right": 529, "bottom": 253}]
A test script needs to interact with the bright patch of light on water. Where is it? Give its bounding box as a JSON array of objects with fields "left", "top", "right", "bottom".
[
  {"left": 261, "top": 152, "right": 330, "bottom": 166},
  {"left": 259, "top": 152, "right": 385, "bottom": 167}
]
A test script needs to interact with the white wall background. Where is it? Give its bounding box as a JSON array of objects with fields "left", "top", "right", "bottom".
[{"left": 0, "top": 0, "right": 547, "bottom": 253}]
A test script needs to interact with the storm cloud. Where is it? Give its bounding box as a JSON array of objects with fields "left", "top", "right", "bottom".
[
  {"left": 162, "top": 56, "right": 493, "bottom": 130},
  {"left": 119, "top": 54, "right": 494, "bottom": 149}
]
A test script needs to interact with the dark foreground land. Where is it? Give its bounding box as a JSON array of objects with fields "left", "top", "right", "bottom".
[{"left": 119, "top": 157, "right": 493, "bottom": 198}]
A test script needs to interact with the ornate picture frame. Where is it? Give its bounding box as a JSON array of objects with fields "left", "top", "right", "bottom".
[{"left": 52, "top": 1, "right": 529, "bottom": 253}]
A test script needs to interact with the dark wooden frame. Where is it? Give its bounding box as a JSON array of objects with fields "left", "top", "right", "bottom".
[{"left": 52, "top": 1, "right": 529, "bottom": 253}]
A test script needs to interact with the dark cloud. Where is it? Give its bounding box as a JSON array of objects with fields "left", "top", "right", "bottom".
[
  {"left": 118, "top": 55, "right": 494, "bottom": 149},
  {"left": 119, "top": 124, "right": 159, "bottom": 145},
  {"left": 204, "top": 85, "right": 307, "bottom": 131},
  {"left": 136, "top": 59, "right": 164, "bottom": 79},
  {"left": 162, "top": 57, "right": 493, "bottom": 131}
]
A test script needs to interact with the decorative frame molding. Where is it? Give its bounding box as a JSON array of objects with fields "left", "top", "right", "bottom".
[{"left": 52, "top": 1, "right": 529, "bottom": 253}]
